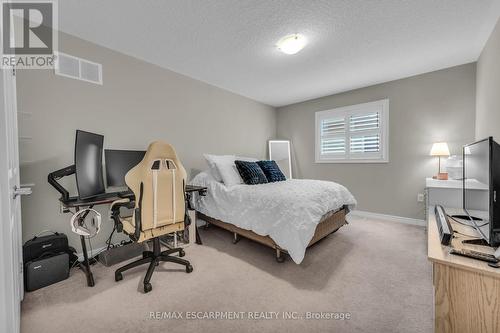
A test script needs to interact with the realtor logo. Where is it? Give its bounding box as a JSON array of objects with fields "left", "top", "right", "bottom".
[{"left": 1, "top": 0, "right": 57, "bottom": 68}]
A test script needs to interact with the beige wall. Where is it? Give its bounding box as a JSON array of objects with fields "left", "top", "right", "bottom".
[
  {"left": 277, "top": 64, "right": 476, "bottom": 219},
  {"left": 17, "top": 32, "right": 276, "bottom": 251},
  {"left": 476, "top": 18, "right": 500, "bottom": 141},
  {"left": 17, "top": 28, "right": 484, "bottom": 251}
]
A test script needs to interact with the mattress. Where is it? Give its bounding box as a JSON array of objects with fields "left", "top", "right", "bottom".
[{"left": 190, "top": 171, "right": 357, "bottom": 263}]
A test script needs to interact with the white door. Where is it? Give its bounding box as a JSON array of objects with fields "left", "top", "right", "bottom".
[{"left": 0, "top": 65, "right": 26, "bottom": 333}]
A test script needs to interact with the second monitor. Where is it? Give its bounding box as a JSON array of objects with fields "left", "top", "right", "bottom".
[{"left": 105, "top": 149, "right": 146, "bottom": 188}]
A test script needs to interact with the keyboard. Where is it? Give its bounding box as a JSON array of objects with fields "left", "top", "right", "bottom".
[
  {"left": 449, "top": 248, "right": 499, "bottom": 263},
  {"left": 90, "top": 192, "right": 120, "bottom": 200},
  {"left": 117, "top": 190, "right": 134, "bottom": 198},
  {"left": 88, "top": 191, "right": 133, "bottom": 200}
]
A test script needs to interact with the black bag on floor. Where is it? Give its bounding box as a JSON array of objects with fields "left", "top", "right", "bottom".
[
  {"left": 24, "top": 252, "right": 69, "bottom": 291},
  {"left": 23, "top": 232, "right": 72, "bottom": 291},
  {"left": 23, "top": 232, "right": 69, "bottom": 263}
]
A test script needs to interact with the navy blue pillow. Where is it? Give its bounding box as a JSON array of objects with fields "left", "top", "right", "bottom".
[
  {"left": 257, "top": 160, "right": 286, "bottom": 182},
  {"left": 235, "top": 160, "right": 268, "bottom": 185}
]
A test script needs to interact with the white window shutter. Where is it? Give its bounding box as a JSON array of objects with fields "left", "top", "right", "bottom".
[
  {"left": 321, "top": 117, "right": 345, "bottom": 136},
  {"left": 315, "top": 99, "right": 389, "bottom": 163},
  {"left": 321, "top": 137, "right": 346, "bottom": 154},
  {"left": 350, "top": 134, "right": 380, "bottom": 153},
  {"left": 320, "top": 117, "right": 346, "bottom": 155},
  {"left": 349, "top": 112, "right": 379, "bottom": 132}
]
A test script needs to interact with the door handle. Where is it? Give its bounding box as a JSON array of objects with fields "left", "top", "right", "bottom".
[{"left": 13, "top": 185, "right": 32, "bottom": 199}]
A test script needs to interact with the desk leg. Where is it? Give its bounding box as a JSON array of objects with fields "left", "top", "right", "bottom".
[
  {"left": 188, "top": 209, "right": 196, "bottom": 245},
  {"left": 188, "top": 209, "right": 202, "bottom": 245},
  {"left": 196, "top": 227, "right": 202, "bottom": 245},
  {"left": 79, "top": 235, "right": 95, "bottom": 287},
  {"left": 76, "top": 205, "right": 95, "bottom": 287}
]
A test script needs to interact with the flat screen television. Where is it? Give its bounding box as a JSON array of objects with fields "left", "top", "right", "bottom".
[
  {"left": 104, "top": 149, "right": 145, "bottom": 188},
  {"left": 463, "top": 137, "right": 500, "bottom": 246},
  {"left": 75, "top": 130, "right": 105, "bottom": 199}
]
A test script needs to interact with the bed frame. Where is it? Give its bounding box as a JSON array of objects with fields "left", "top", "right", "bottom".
[{"left": 196, "top": 206, "right": 348, "bottom": 262}]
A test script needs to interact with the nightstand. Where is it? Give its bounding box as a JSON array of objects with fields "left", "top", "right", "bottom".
[{"left": 425, "top": 178, "right": 488, "bottom": 219}]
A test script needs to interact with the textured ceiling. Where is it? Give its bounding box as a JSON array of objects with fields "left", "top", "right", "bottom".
[{"left": 58, "top": 0, "right": 500, "bottom": 107}]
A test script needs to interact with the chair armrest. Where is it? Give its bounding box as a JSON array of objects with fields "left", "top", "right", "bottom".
[
  {"left": 110, "top": 198, "right": 135, "bottom": 233},
  {"left": 131, "top": 183, "right": 144, "bottom": 241},
  {"left": 110, "top": 198, "right": 131, "bottom": 210}
]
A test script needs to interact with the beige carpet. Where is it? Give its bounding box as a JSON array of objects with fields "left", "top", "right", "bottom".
[{"left": 21, "top": 215, "right": 433, "bottom": 333}]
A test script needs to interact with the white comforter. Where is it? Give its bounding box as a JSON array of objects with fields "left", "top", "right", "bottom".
[{"left": 190, "top": 172, "right": 357, "bottom": 264}]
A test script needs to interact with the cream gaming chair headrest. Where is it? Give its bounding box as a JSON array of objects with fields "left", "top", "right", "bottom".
[
  {"left": 126, "top": 141, "right": 187, "bottom": 182},
  {"left": 148, "top": 141, "right": 185, "bottom": 175},
  {"left": 124, "top": 141, "right": 187, "bottom": 230},
  {"left": 125, "top": 141, "right": 187, "bottom": 185}
]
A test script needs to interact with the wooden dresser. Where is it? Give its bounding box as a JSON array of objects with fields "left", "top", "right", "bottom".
[{"left": 427, "top": 207, "right": 500, "bottom": 333}]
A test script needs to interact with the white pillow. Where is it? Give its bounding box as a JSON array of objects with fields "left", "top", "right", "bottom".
[
  {"left": 203, "top": 154, "right": 232, "bottom": 182},
  {"left": 212, "top": 155, "right": 243, "bottom": 187},
  {"left": 236, "top": 156, "right": 259, "bottom": 162}
]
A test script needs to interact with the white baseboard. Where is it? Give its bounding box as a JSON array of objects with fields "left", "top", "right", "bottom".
[
  {"left": 348, "top": 210, "right": 426, "bottom": 227},
  {"left": 76, "top": 245, "right": 107, "bottom": 262},
  {"left": 74, "top": 213, "right": 423, "bottom": 261}
]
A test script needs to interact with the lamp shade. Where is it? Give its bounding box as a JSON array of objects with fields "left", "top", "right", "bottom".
[{"left": 430, "top": 142, "right": 450, "bottom": 156}]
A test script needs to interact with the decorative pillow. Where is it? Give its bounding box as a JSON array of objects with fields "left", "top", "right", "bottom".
[
  {"left": 235, "top": 160, "right": 268, "bottom": 185},
  {"left": 203, "top": 154, "right": 234, "bottom": 182},
  {"left": 212, "top": 155, "right": 244, "bottom": 187},
  {"left": 257, "top": 160, "right": 287, "bottom": 182}
]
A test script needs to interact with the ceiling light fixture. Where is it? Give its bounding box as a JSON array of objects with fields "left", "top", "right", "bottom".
[{"left": 276, "top": 34, "right": 307, "bottom": 55}]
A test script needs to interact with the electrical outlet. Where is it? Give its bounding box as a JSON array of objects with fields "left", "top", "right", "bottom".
[{"left": 417, "top": 193, "right": 425, "bottom": 202}]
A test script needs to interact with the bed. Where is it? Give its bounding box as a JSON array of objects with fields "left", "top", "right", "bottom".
[{"left": 190, "top": 171, "right": 357, "bottom": 264}]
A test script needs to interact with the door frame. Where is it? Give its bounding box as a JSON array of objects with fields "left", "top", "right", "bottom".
[{"left": 0, "top": 66, "right": 21, "bottom": 333}]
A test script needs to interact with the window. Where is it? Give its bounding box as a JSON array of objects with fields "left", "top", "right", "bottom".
[{"left": 315, "top": 99, "right": 389, "bottom": 163}]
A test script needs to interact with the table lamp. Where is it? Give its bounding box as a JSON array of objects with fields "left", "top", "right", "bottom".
[{"left": 430, "top": 142, "right": 450, "bottom": 180}]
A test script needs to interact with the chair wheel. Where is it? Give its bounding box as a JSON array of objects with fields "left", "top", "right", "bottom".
[
  {"left": 185, "top": 264, "right": 193, "bottom": 273},
  {"left": 179, "top": 249, "right": 185, "bottom": 257},
  {"left": 144, "top": 283, "right": 152, "bottom": 293},
  {"left": 276, "top": 256, "right": 285, "bottom": 263},
  {"left": 115, "top": 272, "right": 123, "bottom": 282}
]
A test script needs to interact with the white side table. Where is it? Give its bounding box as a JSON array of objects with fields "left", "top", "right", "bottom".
[{"left": 425, "top": 178, "right": 488, "bottom": 219}]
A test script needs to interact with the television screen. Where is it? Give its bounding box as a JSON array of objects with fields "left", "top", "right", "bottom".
[{"left": 463, "top": 137, "right": 499, "bottom": 245}]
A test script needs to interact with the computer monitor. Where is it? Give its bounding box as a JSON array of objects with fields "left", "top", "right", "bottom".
[
  {"left": 463, "top": 137, "right": 500, "bottom": 246},
  {"left": 75, "top": 130, "right": 105, "bottom": 200},
  {"left": 104, "top": 149, "right": 146, "bottom": 188}
]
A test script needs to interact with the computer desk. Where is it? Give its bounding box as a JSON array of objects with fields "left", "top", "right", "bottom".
[
  {"left": 60, "top": 185, "right": 207, "bottom": 287},
  {"left": 428, "top": 206, "right": 500, "bottom": 332}
]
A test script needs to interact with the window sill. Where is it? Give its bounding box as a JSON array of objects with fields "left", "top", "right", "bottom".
[{"left": 315, "top": 159, "right": 389, "bottom": 164}]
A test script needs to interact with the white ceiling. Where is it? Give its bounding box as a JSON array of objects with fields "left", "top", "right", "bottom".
[{"left": 58, "top": 0, "right": 500, "bottom": 107}]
